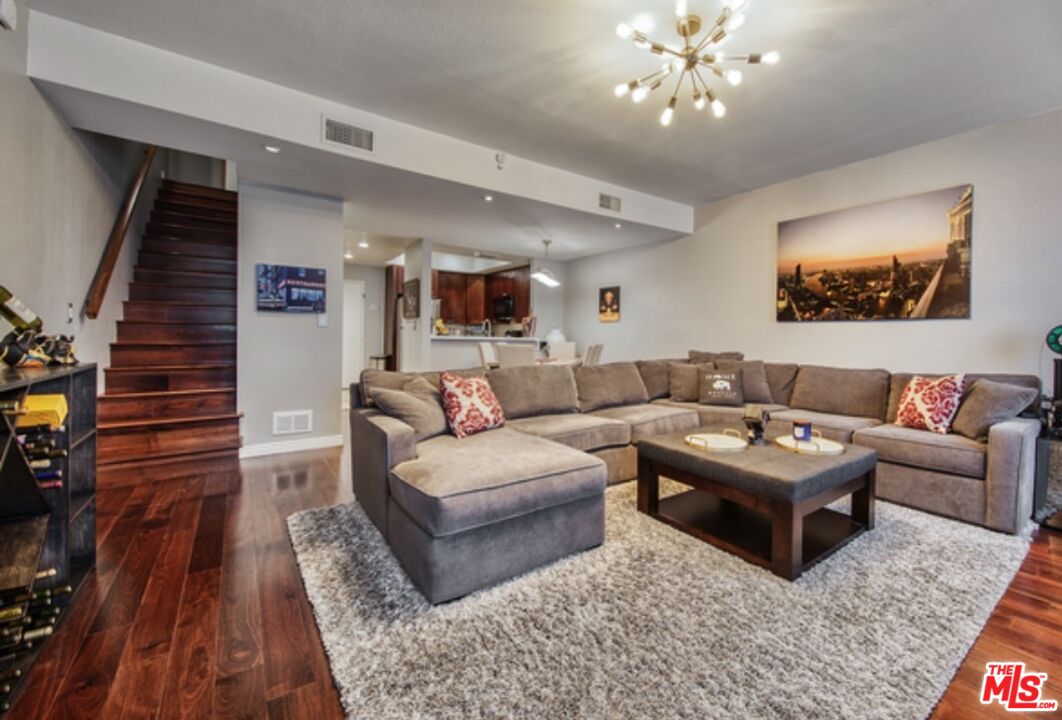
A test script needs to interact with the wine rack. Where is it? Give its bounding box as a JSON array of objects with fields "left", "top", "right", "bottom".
[{"left": 0, "top": 365, "right": 96, "bottom": 715}]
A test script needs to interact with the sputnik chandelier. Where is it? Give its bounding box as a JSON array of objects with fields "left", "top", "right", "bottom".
[{"left": 613, "top": 0, "right": 778, "bottom": 126}]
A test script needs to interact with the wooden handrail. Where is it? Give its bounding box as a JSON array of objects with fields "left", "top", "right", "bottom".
[{"left": 83, "top": 145, "right": 158, "bottom": 319}]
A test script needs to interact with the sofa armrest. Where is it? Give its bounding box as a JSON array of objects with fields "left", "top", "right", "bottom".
[
  {"left": 350, "top": 409, "right": 417, "bottom": 535},
  {"left": 985, "top": 417, "right": 1039, "bottom": 533}
]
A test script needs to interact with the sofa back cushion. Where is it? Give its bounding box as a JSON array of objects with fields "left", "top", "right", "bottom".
[
  {"left": 952, "top": 379, "right": 1041, "bottom": 440},
  {"left": 765, "top": 363, "right": 800, "bottom": 406},
  {"left": 670, "top": 362, "right": 710, "bottom": 402},
  {"left": 359, "top": 368, "right": 482, "bottom": 407},
  {"left": 636, "top": 359, "right": 685, "bottom": 400},
  {"left": 371, "top": 377, "right": 448, "bottom": 442},
  {"left": 689, "top": 350, "right": 744, "bottom": 365},
  {"left": 789, "top": 365, "right": 890, "bottom": 419},
  {"left": 487, "top": 365, "right": 578, "bottom": 419},
  {"left": 575, "top": 362, "right": 650, "bottom": 412},
  {"left": 716, "top": 359, "right": 773, "bottom": 403},
  {"left": 886, "top": 372, "right": 1041, "bottom": 423}
]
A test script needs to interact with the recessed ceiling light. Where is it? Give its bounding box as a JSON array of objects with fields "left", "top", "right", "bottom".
[
  {"left": 264, "top": 145, "right": 282, "bottom": 154},
  {"left": 358, "top": 240, "right": 370, "bottom": 249},
  {"left": 484, "top": 194, "right": 494, "bottom": 202},
  {"left": 614, "top": 223, "right": 623, "bottom": 229},
  {"left": 344, "top": 251, "right": 354, "bottom": 260}
]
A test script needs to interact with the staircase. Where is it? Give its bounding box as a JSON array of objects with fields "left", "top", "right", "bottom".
[{"left": 97, "top": 180, "right": 241, "bottom": 485}]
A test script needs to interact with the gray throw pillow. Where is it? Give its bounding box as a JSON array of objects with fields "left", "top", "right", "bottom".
[
  {"left": 670, "top": 363, "right": 710, "bottom": 402},
  {"left": 699, "top": 370, "right": 744, "bottom": 406},
  {"left": 688, "top": 350, "right": 745, "bottom": 365},
  {"left": 952, "top": 380, "right": 1040, "bottom": 440},
  {"left": 716, "top": 359, "right": 773, "bottom": 403},
  {"left": 371, "top": 377, "right": 448, "bottom": 442}
]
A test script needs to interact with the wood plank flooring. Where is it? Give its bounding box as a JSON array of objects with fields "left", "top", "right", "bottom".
[{"left": 6, "top": 447, "right": 1059, "bottom": 719}]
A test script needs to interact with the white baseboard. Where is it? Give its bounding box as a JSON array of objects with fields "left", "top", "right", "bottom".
[{"left": 239, "top": 434, "right": 345, "bottom": 459}]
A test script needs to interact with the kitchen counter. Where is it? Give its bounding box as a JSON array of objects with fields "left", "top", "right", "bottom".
[{"left": 431, "top": 335, "right": 539, "bottom": 343}]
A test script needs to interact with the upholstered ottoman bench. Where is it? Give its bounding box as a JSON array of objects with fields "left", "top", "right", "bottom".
[{"left": 386, "top": 427, "right": 608, "bottom": 603}]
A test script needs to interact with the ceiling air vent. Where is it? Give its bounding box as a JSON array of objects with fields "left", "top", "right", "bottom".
[
  {"left": 599, "top": 193, "right": 622, "bottom": 212},
  {"left": 322, "top": 116, "right": 374, "bottom": 153}
]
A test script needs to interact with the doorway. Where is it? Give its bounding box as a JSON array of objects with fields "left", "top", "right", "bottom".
[{"left": 342, "top": 279, "right": 366, "bottom": 409}]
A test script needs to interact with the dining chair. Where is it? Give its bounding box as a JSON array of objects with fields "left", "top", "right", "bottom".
[
  {"left": 477, "top": 342, "right": 500, "bottom": 370},
  {"left": 583, "top": 344, "right": 604, "bottom": 367},
  {"left": 497, "top": 343, "right": 536, "bottom": 368},
  {"left": 548, "top": 341, "right": 576, "bottom": 361}
]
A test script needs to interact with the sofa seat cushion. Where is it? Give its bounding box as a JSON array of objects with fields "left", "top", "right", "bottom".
[
  {"left": 592, "top": 404, "right": 699, "bottom": 443},
  {"left": 853, "top": 424, "right": 986, "bottom": 479},
  {"left": 389, "top": 428, "right": 605, "bottom": 537},
  {"left": 770, "top": 409, "right": 881, "bottom": 443},
  {"left": 654, "top": 399, "right": 788, "bottom": 427},
  {"left": 508, "top": 413, "right": 631, "bottom": 452}
]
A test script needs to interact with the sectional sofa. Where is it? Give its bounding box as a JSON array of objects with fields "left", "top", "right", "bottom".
[{"left": 350, "top": 355, "right": 1041, "bottom": 603}]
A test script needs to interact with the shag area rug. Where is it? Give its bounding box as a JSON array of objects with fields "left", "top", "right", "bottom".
[{"left": 287, "top": 481, "right": 1031, "bottom": 720}]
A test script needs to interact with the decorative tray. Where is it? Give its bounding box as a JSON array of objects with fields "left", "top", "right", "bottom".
[
  {"left": 685, "top": 431, "right": 748, "bottom": 453},
  {"left": 775, "top": 434, "right": 846, "bottom": 456}
]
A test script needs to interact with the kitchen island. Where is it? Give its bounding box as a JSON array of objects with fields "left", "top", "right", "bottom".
[{"left": 429, "top": 335, "right": 540, "bottom": 370}]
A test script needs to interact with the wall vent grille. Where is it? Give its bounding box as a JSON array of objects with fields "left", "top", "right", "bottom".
[
  {"left": 599, "top": 193, "right": 622, "bottom": 212},
  {"left": 322, "top": 117, "right": 374, "bottom": 152},
  {"left": 273, "top": 410, "right": 314, "bottom": 436}
]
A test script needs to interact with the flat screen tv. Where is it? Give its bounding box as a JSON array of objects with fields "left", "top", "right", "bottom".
[{"left": 256, "top": 264, "right": 326, "bottom": 313}]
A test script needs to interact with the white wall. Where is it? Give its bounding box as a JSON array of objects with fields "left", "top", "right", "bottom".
[
  {"left": 343, "top": 263, "right": 386, "bottom": 362},
  {"left": 237, "top": 184, "right": 344, "bottom": 452},
  {"left": 566, "top": 108, "right": 1062, "bottom": 388},
  {"left": 531, "top": 260, "right": 568, "bottom": 341},
  {"left": 0, "top": 3, "right": 155, "bottom": 388}
]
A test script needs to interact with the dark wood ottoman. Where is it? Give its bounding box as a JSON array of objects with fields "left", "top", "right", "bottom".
[{"left": 637, "top": 428, "right": 878, "bottom": 580}]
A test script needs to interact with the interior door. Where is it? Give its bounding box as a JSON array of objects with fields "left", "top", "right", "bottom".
[{"left": 342, "top": 279, "right": 366, "bottom": 408}]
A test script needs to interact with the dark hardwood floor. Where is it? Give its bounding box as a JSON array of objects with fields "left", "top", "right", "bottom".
[{"left": 6, "top": 447, "right": 1060, "bottom": 719}]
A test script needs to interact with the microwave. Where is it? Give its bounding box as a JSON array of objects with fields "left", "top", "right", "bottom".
[{"left": 493, "top": 294, "right": 515, "bottom": 320}]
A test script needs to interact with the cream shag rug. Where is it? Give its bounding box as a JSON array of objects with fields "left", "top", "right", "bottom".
[{"left": 287, "top": 481, "right": 1031, "bottom": 720}]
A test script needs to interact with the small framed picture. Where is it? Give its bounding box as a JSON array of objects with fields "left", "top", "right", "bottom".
[
  {"left": 598, "top": 286, "right": 620, "bottom": 323},
  {"left": 403, "top": 279, "right": 420, "bottom": 319}
]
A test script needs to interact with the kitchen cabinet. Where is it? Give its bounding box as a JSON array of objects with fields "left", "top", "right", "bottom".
[
  {"left": 431, "top": 269, "right": 440, "bottom": 299},
  {"left": 466, "top": 274, "right": 486, "bottom": 324},
  {"left": 437, "top": 271, "right": 468, "bottom": 324},
  {"left": 485, "top": 266, "right": 531, "bottom": 321}
]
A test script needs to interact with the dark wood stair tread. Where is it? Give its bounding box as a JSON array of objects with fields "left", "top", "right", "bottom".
[
  {"left": 99, "top": 412, "right": 242, "bottom": 431},
  {"left": 106, "top": 363, "right": 236, "bottom": 372},
  {"left": 100, "top": 388, "right": 235, "bottom": 400},
  {"left": 97, "top": 441, "right": 243, "bottom": 468}
]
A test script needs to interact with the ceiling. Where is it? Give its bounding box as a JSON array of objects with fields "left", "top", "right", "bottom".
[
  {"left": 27, "top": 0, "right": 1062, "bottom": 205},
  {"left": 343, "top": 231, "right": 413, "bottom": 267}
]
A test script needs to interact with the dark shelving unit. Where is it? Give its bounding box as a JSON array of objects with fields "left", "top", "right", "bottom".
[{"left": 0, "top": 365, "right": 96, "bottom": 715}]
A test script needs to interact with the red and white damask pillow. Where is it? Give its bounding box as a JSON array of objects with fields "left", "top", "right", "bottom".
[
  {"left": 439, "top": 371, "right": 506, "bottom": 438},
  {"left": 894, "top": 374, "right": 967, "bottom": 435}
]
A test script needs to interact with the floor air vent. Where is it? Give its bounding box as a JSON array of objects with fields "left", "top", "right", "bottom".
[
  {"left": 599, "top": 193, "right": 622, "bottom": 212},
  {"left": 273, "top": 410, "right": 314, "bottom": 436},
  {"left": 322, "top": 116, "right": 374, "bottom": 152}
]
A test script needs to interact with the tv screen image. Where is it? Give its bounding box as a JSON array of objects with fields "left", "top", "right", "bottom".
[{"left": 256, "top": 264, "right": 327, "bottom": 313}]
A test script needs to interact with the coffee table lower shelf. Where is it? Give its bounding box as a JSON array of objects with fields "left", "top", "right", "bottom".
[{"left": 654, "top": 491, "right": 867, "bottom": 576}]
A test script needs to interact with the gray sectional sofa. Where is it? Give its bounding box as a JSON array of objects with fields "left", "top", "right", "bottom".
[{"left": 351, "top": 355, "right": 1041, "bottom": 603}]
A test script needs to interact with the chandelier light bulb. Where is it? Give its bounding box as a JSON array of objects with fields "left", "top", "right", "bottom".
[
  {"left": 616, "top": 23, "right": 634, "bottom": 40},
  {"left": 675, "top": 0, "right": 688, "bottom": 18},
  {"left": 660, "top": 97, "right": 677, "bottom": 126},
  {"left": 671, "top": 58, "right": 687, "bottom": 73},
  {"left": 614, "top": 82, "right": 631, "bottom": 97},
  {"left": 762, "top": 50, "right": 780, "bottom": 65},
  {"left": 694, "top": 92, "right": 706, "bottom": 110},
  {"left": 711, "top": 99, "right": 727, "bottom": 118},
  {"left": 631, "top": 86, "right": 650, "bottom": 103},
  {"left": 725, "top": 0, "right": 748, "bottom": 11},
  {"left": 725, "top": 69, "right": 743, "bottom": 86}
]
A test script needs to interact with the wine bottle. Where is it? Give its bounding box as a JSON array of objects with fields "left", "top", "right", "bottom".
[
  {"left": 34, "top": 569, "right": 57, "bottom": 581},
  {"left": 37, "top": 480, "right": 62, "bottom": 490},
  {"left": 21, "top": 626, "right": 52, "bottom": 642},
  {"left": 22, "top": 438, "right": 57, "bottom": 451},
  {"left": 0, "top": 400, "right": 22, "bottom": 414},
  {"left": 24, "top": 448, "right": 67, "bottom": 461},
  {"left": 0, "top": 667, "right": 21, "bottom": 682},
  {"left": 16, "top": 425, "right": 65, "bottom": 439},
  {"left": 0, "top": 608, "right": 23, "bottom": 623},
  {"left": 0, "top": 286, "right": 43, "bottom": 333},
  {"left": 33, "top": 470, "right": 62, "bottom": 481}
]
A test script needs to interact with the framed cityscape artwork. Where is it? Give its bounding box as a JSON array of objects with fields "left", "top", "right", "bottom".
[
  {"left": 599, "top": 286, "right": 621, "bottom": 323},
  {"left": 776, "top": 184, "right": 972, "bottom": 322},
  {"left": 256, "top": 264, "right": 326, "bottom": 313}
]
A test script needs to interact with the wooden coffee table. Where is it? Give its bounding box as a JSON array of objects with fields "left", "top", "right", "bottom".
[{"left": 637, "top": 428, "right": 878, "bottom": 580}]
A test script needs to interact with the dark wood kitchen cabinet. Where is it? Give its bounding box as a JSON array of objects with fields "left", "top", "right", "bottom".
[
  {"left": 485, "top": 266, "right": 531, "bottom": 321},
  {"left": 466, "top": 274, "right": 486, "bottom": 324},
  {"left": 437, "top": 271, "right": 468, "bottom": 324}
]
